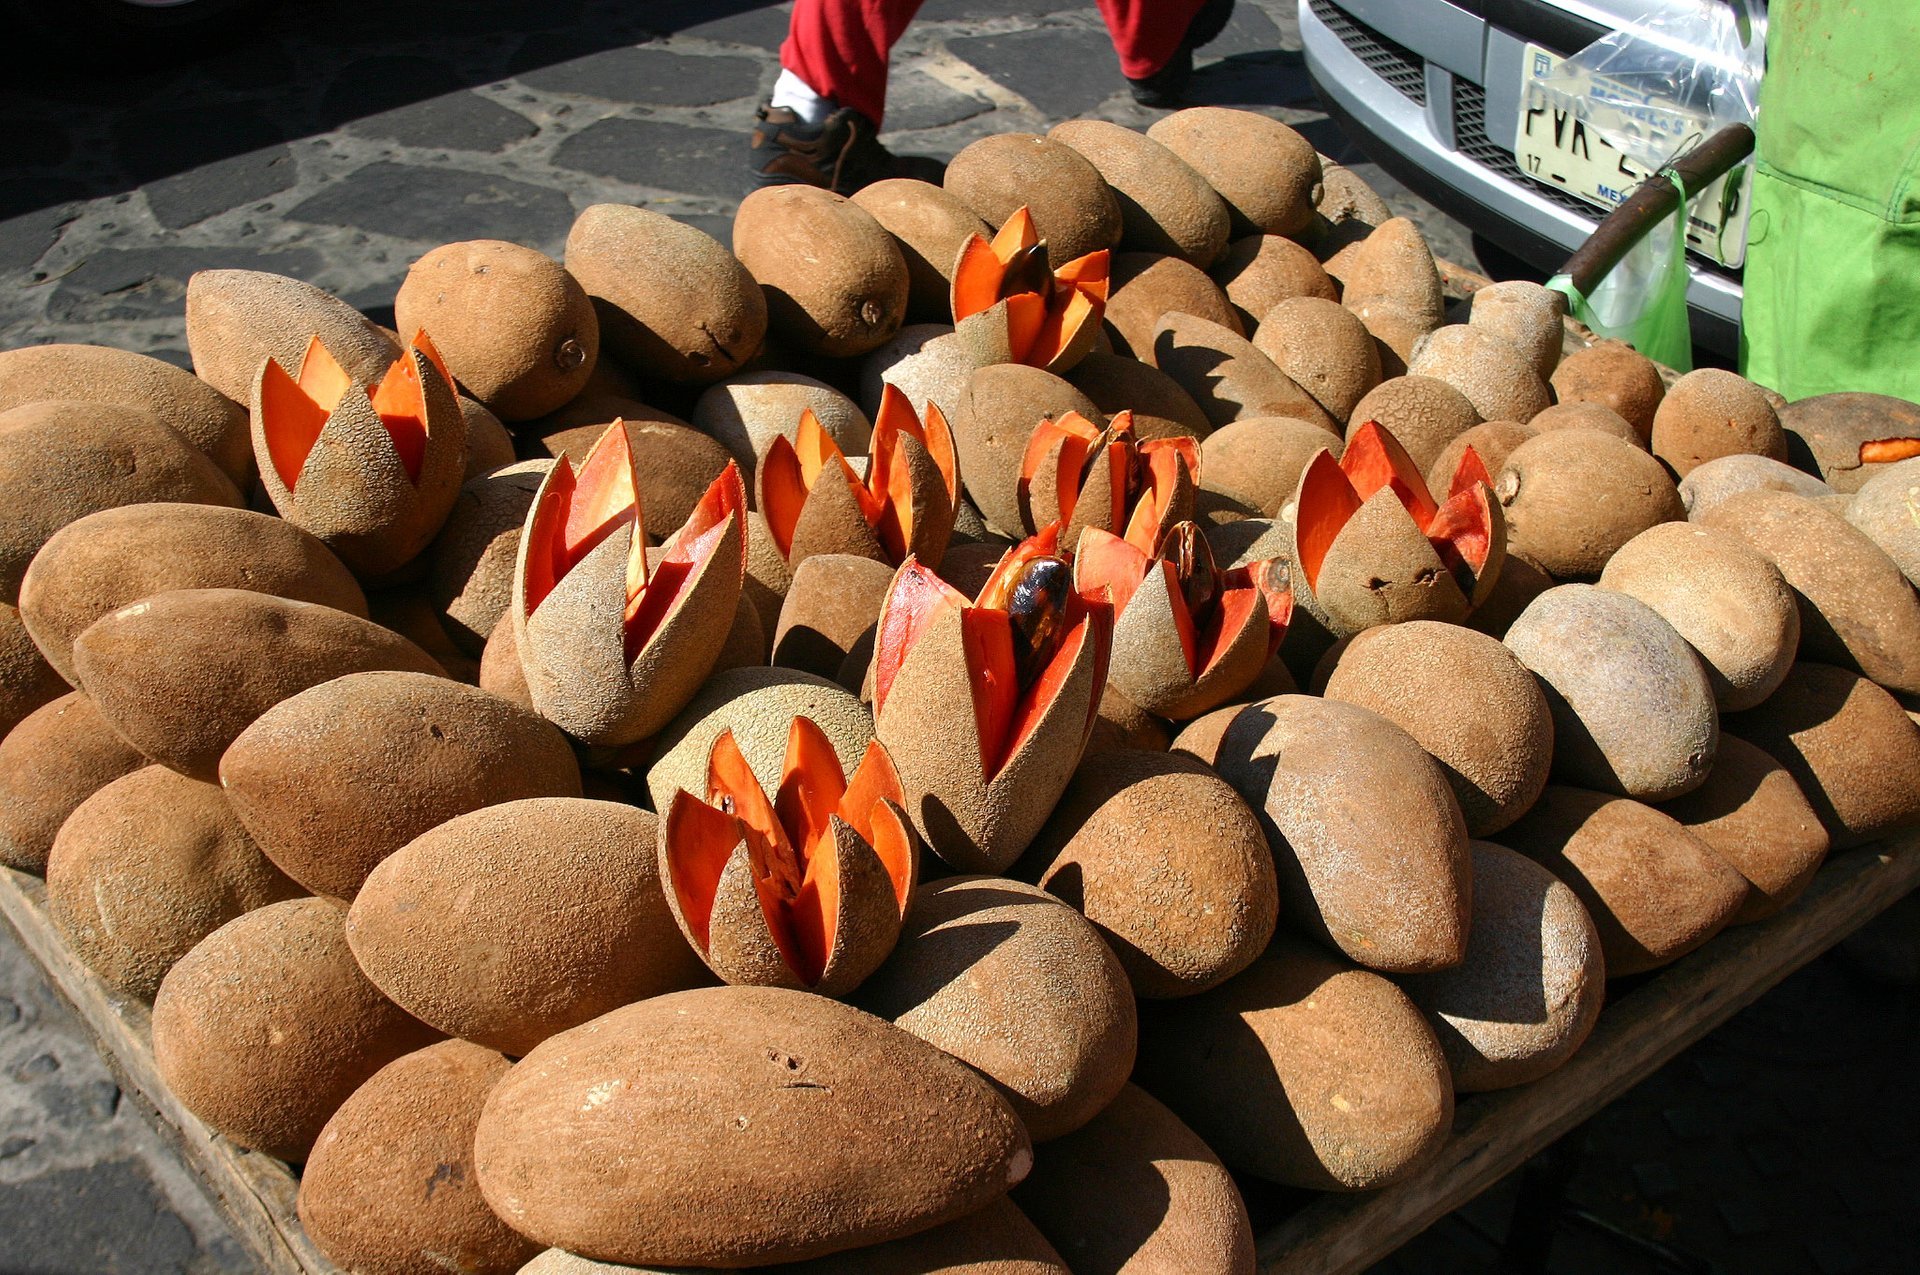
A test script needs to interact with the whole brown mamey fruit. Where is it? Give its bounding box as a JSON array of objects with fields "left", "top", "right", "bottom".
[{"left": 734, "top": 185, "right": 910, "bottom": 358}]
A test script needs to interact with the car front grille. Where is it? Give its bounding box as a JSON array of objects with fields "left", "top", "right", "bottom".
[
  {"left": 1452, "top": 79, "right": 1598, "bottom": 218},
  {"left": 1309, "top": 0, "right": 1426, "bottom": 106}
]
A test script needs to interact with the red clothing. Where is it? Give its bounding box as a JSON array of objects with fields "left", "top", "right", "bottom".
[{"left": 781, "top": 0, "right": 1211, "bottom": 126}]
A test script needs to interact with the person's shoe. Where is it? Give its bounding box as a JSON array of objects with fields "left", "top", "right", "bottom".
[
  {"left": 748, "top": 104, "right": 896, "bottom": 194},
  {"left": 1127, "top": 0, "right": 1236, "bottom": 108}
]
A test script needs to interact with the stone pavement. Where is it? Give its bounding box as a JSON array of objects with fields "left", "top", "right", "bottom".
[{"left": 0, "top": 2, "right": 1914, "bottom": 1272}]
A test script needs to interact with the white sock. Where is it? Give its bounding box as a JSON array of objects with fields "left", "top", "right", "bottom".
[{"left": 771, "top": 68, "right": 836, "bottom": 126}]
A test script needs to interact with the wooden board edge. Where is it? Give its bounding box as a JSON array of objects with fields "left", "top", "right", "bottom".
[
  {"left": 0, "top": 867, "right": 337, "bottom": 1275},
  {"left": 1254, "top": 833, "right": 1920, "bottom": 1274}
]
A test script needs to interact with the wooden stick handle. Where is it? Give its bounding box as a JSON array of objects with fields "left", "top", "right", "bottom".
[{"left": 1560, "top": 123, "right": 1756, "bottom": 297}]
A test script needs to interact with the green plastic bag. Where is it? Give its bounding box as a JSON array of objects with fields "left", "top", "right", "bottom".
[{"left": 1546, "top": 173, "right": 1696, "bottom": 374}]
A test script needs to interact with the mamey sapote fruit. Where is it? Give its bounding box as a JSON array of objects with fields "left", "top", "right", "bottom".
[
  {"left": 1661, "top": 734, "right": 1829, "bottom": 925},
  {"left": 1314, "top": 157, "right": 1392, "bottom": 226},
  {"left": 1068, "top": 350, "right": 1211, "bottom": 444},
  {"left": 1147, "top": 108, "right": 1321, "bottom": 238},
  {"left": 461, "top": 396, "right": 516, "bottom": 480},
  {"left": 0, "top": 343, "right": 252, "bottom": 484},
  {"left": 950, "top": 205, "right": 1110, "bottom": 374},
  {"left": 72, "top": 588, "right": 441, "bottom": 781},
  {"left": 541, "top": 415, "right": 734, "bottom": 535},
  {"left": 850, "top": 179, "right": 992, "bottom": 322},
  {"left": 1495, "top": 428, "right": 1683, "bottom": 579},
  {"left": 0, "top": 602, "right": 63, "bottom": 739},
  {"left": 46, "top": 766, "right": 299, "bottom": 1001},
  {"left": 1150, "top": 312, "right": 1336, "bottom": 432},
  {"left": 1527, "top": 401, "right": 1641, "bottom": 446},
  {"left": 1465, "top": 547, "right": 1556, "bottom": 639},
  {"left": 1597, "top": 522, "right": 1799, "bottom": 711},
  {"left": 472, "top": 985, "right": 1032, "bottom": 1267},
  {"left": 1550, "top": 338, "right": 1663, "bottom": 444},
  {"left": 1020, "top": 749, "right": 1276, "bottom": 998},
  {"left": 427, "top": 459, "right": 551, "bottom": 655},
  {"left": 221, "top": 670, "right": 581, "bottom": 899},
  {"left": 1049, "top": 119, "right": 1231, "bottom": 268},
  {"left": 395, "top": 240, "right": 598, "bottom": 421},
  {"left": 1210, "top": 694, "right": 1471, "bottom": 972},
  {"left": 1213, "top": 234, "right": 1338, "bottom": 328},
  {"left": 1468, "top": 280, "right": 1564, "bottom": 380},
  {"left": 17, "top": 502, "right": 366, "bottom": 685},
  {"left": 1679, "top": 453, "right": 1832, "bottom": 520},
  {"left": 1497, "top": 786, "right": 1746, "bottom": 976},
  {"left": 855, "top": 875, "right": 1136, "bottom": 1142},
  {"left": 1323, "top": 621, "right": 1553, "bottom": 836},
  {"left": 694, "top": 371, "right": 873, "bottom": 488},
  {"left": 859, "top": 325, "right": 976, "bottom": 430},
  {"left": 1252, "top": 296, "right": 1382, "bottom": 423},
  {"left": 1013, "top": 1082, "right": 1254, "bottom": 1275},
  {"left": 1650, "top": 368, "right": 1786, "bottom": 477},
  {"left": 0, "top": 691, "right": 147, "bottom": 874},
  {"left": 348, "top": 799, "right": 705, "bottom": 1056},
  {"left": 0, "top": 399, "right": 243, "bottom": 603},
  {"left": 1505, "top": 584, "right": 1717, "bottom": 801},
  {"left": 1085, "top": 682, "right": 1173, "bottom": 756},
  {"left": 299, "top": 1041, "right": 537, "bottom": 1275},
  {"left": 1324, "top": 217, "right": 1445, "bottom": 343},
  {"left": 1724, "top": 662, "right": 1920, "bottom": 850},
  {"left": 1347, "top": 375, "right": 1481, "bottom": 477},
  {"left": 365, "top": 588, "right": 477, "bottom": 685},
  {"left": 185, "top": 268, "right": 399, "bottom": 404},
  {"left": 1776, "top": 391, "right": 1920, "bottom": 493},
  {"left": 1020, "top": 411, "right": 1196, "bottom": 547},
  {"left": 1101, "top": 252, "right": 1241, "bottom": 360},
  {"left": 1407, "top": 326, "right": 1551, "bottom": 424},
  {"left": 647, "top": 665, "right": 874, "bottom": 810},
  {"left": 1845, "top": 456, "right": 1920, "bottom": 587},
  {"left": 1697, "top": 488, "right": 1920, "bottom": 695},
  {"left": 565, "top": 204, "right": 766, "bottom": 383},
  {"left": 1428, "top": 420, "right": 1535, "bottom": 499},
  {"left": 151, "top": 897, "right": 442, "bottom": 1162},
  {"left": 1199, "top": 417, "right": 1340, "bottom": 516},
  {"left": 1136, "top": 938, "right": 1452, "bottom": 1190},
  {"left": 1402, "top": 841, "right": 1604, "bottom": 1091},
  {"left": 734, "top": 185, "right": 909, "bottom": 358},
  {"left": 952, "top": 363, "right": 1104, "bottom": 535},
  {"left": 772, "top": 552, "right": 894, "bottom": 684},
  {"left": 944, "top": 133, "right": 1123, "bottom": 264}
]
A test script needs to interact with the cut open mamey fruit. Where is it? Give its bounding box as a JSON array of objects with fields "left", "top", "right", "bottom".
[
  {"left": 759, "top": 384, "right": 959, "bottom": 572},
  {"left": 1018, "top": 410, "right": 1196, "bottom": 547},
  {"left": 951, "top": 207, "right": 1110, "bottom": 374},
  {"left": 662, "top": 720, "right": 916, "bottom": 996},
  {"left": 1293, "top": 419, "right": 1504, "bottom": 635}
]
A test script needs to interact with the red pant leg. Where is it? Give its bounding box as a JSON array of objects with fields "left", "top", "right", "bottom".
[
  {"left": 781, "top": 0, "right": 927, "bottom": 127},
  {"left": 1094, "top": 0, "right": 1211, "bottom": 79}
]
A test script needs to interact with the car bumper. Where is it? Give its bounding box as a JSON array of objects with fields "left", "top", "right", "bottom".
[{"left": 1300, "top": 0, "right": 1743, "bottom": 356}]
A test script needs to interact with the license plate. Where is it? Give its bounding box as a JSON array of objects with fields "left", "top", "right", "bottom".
[{"left": 1513, "top": 44, "right": 1751, "bottom": 268}]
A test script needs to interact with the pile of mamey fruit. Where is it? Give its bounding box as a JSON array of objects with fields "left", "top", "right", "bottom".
[{"left": 4, "top": 105, "right": 1920, "bottom": 1273}]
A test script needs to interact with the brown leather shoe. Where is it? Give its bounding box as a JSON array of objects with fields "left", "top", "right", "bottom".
[{"left": 749, "top": 104, "right": 896, "bottom": 195}]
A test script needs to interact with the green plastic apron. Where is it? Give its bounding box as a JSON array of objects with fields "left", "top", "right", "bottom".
[{"left": 1740, "top": 0, "right": 1920, "bottom": 400}]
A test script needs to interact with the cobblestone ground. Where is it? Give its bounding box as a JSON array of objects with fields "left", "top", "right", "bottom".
[{"left": 0, "top": 1, "right": 1915, "bottom": 1272}]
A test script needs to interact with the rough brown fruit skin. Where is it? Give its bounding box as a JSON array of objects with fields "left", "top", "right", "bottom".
[
  {"left": 1597, "top": 522, "right": 1799, "bottom": 711},
  {"left": 1777, "top": 391, "right": 1920, "bottom": 493},
  {"left": 1210, "top": 695, "right": 1471, "bottom": 973},
  {"left": 1048, "top": 118, "right": 1231, "bottom": 268},
  {"left": 1427, "top": 420, "right": 1535, "bottom": 499},
  {"left": 1019, "top": 750, "right": 1276, "bottom": 999},
  {"left": 850, "top": 179, "right": 993, "bottom": 323},
  {"left": 17, "top": 502, "right": 360, "bottom": 687},
  {"left": 1324, "top": 622, "right": 1553, "bottom": 836},
  {"left": 1504, "top": 585, "right": 1718, "bottom": 802},
  {"left": 1724, "top": 662, "right": 1920, "bottom": 850},
  {"left": 1496, "top": 786, "right": 1746, "bottom": 976},
  {"left": 1067, "top": 350, "right": 1213, "bottom": 443},
  {"left": 1679, "top": 453, "right": 1833, "bottom": 521},
  {"left": 1408, "top": 326, "right": 1552, "bottom": 424},
  {"left": 185, "top": 269, "right": 400, "bottom": 405},
  {"left": 366, "top": 588, "right": 478, "bottom": 685},
  {"left": 1213, "top": 234, "right": 1338, "bottom": 329},
  {"left": 427, "top": 459, "right": 551, "bottom": 657},
  {"left": 1314, "top": 158, "right": 1392, "bottom": 225},
  {"left": 0, "top": 400, "right": 243, "bottom": 605},
  {"left": 0, "top": 601, "right": 63, "bottom": 740},
  {"left": 0, "top": 691, "right": 147, "bottom": 874},
  {"left": 72, "top": 588, "right": 443, "bottom": 781},
  {"left": 473, "top": 985, "right": 1032, "bottom": 1267},
  {"left": 1528, "top": 401, "right": 1642, "bottom": 446},
  {"left": 943, "top": 132, "right": 1123, "bottom": 263},
  {"left": 1550, "top": 339, "right": 1665, "bottom": 444},
  {"left": 1253, "top": 296, "right": 1382, "bottom": 423},
  {"left": 1495, "top": 428, "right": 1684, "bottom": 580},
  {"left": 1168, "top": 702, "right": 1245, "bottom": 769},
  {"left": 860, "top": 325, "right": 977, "bottom": 431},
  {"left": 646, "top": 666, "right": 873, "bottom": 814},
  {"left": 1661, "top": 734, "right": 1829, "bottom": 925},
  {"left": 46, "top": 766, "right": 300, "bottom": 1002},
  {"left": 1845, "top": 455, "right": 1920, "bottom": 587},
  {"left": 1698, "top": 488, "right": 1920, "bottom": 695},
  {"left": 1136, "top": 938, "right": 1452, "bottom": 1190},
  {"left": 693, "top": 371, "right": 874, "bottom": 488},
  {"left": 0, "top": 344, "right": 253, "bottom": 484},
  {"left": 347, "top": 799, "right": 706, "bottom": 1057},
  {"left": 1468, "top": 280, "right": 1565, "bottom": 381},
  {"left": 735, "top": 185, "right": 910, "bottom": 358},
  {"left": 1650, "top": 368, "right": 1787, "bottom": 477},
  {"left": 460, "top": 396, "right": 517, "bottom": 481},
  {"left": 1103, "top": 252, "right": 1242, "bottom": 360},
  {"left": 1013, "top": 1082, "right": 1255, "bottom": 1275},
  {"left": 1200, "top": 417, "right": 1339, "bottom": 516},
  {"left": 953, "top": 363, "right": 1104, "bottom": 535},
  {"left": 1465, "top": 548, "right": 1555, "bottom": 639},
  {"left": 1150, "top": 313, "right": 1337, "bottom": 433},
  {"left": 564, "top": 204, "right": 766, "bottom": 383},
  {"left": 1402, "top": 842, "right": 1604, "bottom": 1091},
  {"left": 299, "top": 1041, "right": 537, "bottom": 1275},
  {"left": 1348, "top": 375, "right": 1481, "bottom": 477},
  {"left": 1324, "top": 217, "right": 1446, "bottom": 333},
  {"left": 151, "top": 897, "right": 442, "bottom": 1162},
  {"left": 220, "top": 670, "right": 582, "bottom": 900},
  {"left": 1147, "top": 108, "right": 1321, "bottom": 238},
  {"left": 771, "top": 553, "right": 893, "bottom": 687},
  {"left": 854, "top": 876, "right": 1136, "bottom": 1142},
  {"left": 393, "top": 240, "right": 598, "bottom": 421},
  {"left": 478, "top": 610, "right": 533, "bottom": 709}
]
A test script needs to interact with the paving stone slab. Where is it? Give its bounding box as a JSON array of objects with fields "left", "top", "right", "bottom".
[
  {"left": 513, "top": 40, "right": 765, "bottom": 107},
  {"left": 143, "top": 147, "right": 299, "bottom": 231},
  {"left": 47, "top": 245, "right": 325, "bottom": 325},
  {"left": 0, "top": 199, "right": 81, "bottom": 277},
  {"left": 551, "top": 117, "right": 752, "bottom": 201},
  {"left": 347, "top": 93, "right": 539, "bottom": 153},
  {"left": 288, "top": 161, "right": 576, "bottom": 249},
  {"left": 880, "top": 68, "right": 995, "bottom": 133},
  {"left": 648, "top": 1, "right": 794, "bottom": 51},
  {"left": 945, "top": 25, "right": 1126, "bottom": 121}
]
